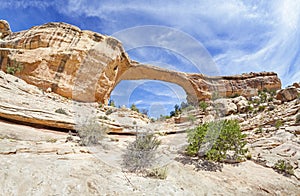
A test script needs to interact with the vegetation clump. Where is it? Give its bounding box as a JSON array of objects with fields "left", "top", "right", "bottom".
[
  {"left": 273, "top": 159, "right": 294, "bottom": 175},
  {"left": 146, "top": 166, "right": 168, "bottom": 180},
  {"left": 170, "top": 104, "right": 181, "bottom": 117},
  {"left": 186, "top": 119, "right": 247, "bottom": 162},
  {"left": 122, "top": 132, "right": 161, "bottom": 173},
  {"left": 199, "top": 101, "right": 208, "bottom": 112},
  {"left": 76, "top": 118, "right": 107, "bottom": 146},
  {"left": 275, "top": 120, "right": 283, "bottom": 129},
  {"left": 130, "top": 103, "right": 139, "bottom": 113},
  {"left": 105, "top": 109, "right": 113, "bottom": 115},
  {"left": 6, "top": 59, "right": 23, "bottom": 75},
  {"left": 55, "top": 108, "right": 68, "bottom": 115}
]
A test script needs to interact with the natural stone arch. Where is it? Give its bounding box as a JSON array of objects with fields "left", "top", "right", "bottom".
[
  {"left": 0, "top": 20, "right": 282, "bottom": 105},
  {"left": 116, "top": 62, "right": 199, "bottom": 104}
]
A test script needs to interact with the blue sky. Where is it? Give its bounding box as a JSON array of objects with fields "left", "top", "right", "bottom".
[{"left": 1, "top": 0, "right": 300, "bottom": 117}]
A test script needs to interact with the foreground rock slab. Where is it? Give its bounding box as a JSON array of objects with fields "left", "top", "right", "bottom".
[{"left": 0, "top": 120, "right": 299, "bottom": 195}]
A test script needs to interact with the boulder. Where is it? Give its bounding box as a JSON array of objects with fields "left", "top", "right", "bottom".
[
  {"left": 213, "top": 98, "right": 237, "bottom": 116},
  {"left": 236, "top": 99, "right": 249, "bottom": 113},
  {"left": 292, "top": 82, "right": 300, "bottom": 88},
  {"left": 276, "top": 86, "right": 299, "bottom": 102},
  {"left": 0, "top": 20, "right": 11, "bottom": 39}
]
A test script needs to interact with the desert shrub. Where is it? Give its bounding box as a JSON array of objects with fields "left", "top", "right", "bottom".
[
  {"left": 268, "top": 97, "right": 274, "bottom": 102},
  {"left": 105, "top": 109, "right": 113, "bottom": 115},
  {"left": 170, "top": 104, "right": 181, "bottom": 117},
  {"left": 245, "top": 152, "right": 252, "bottom": 160},
  {"left": 55, "top": 108, "right": 68, "bottom": 115},
  {"left": 273, "top": 159, "right": 294, "bottom": 175},
  {"left": 199, "top": 101, "right": 208, "bottom": 112},
  {"left": 186, "top": 119, "right": 247, "bottom": 162},
  {"left": 122, "top": 132, "right": 161, "bottom": 172},
  {"left": 76, "top": 118, "right": 107, "bottom": 146},
  {"left": 275, "top": 120, "right": 283, "bottom": 129},
  {"left": 108, "top": 99, "right": 115, "bottom": 107},
  {"left": 146, "top": 166, "right": 168, "bottom": 180},
  {"left": 296, "top": 114, "right": 300, "bottom": 124},
  {"left": 130, "top": 103, "right": 139, "bottom": 113},
  {"left": 258, "top": 105, "right": 266, "bottom": 112},
  {"left": 258, "top": 91, "right": 267, "bottom": 103},
  {"left": 6, "top": 59, "right": 23, "bottom": 75}
]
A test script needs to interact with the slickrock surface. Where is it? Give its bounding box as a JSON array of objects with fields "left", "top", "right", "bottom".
[
  {"left": 0, "top": 20, "right": 281, "bottom": 103},
  {"left": 0, "top": 120, "right": 299, "bottom": 195},
  {"left": 0, "top": 70, "right": 150, "bottom": 133}
]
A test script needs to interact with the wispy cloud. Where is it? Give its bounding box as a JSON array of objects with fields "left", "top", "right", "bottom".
[{"left": 56, "top": 0, "right": 300, "bottom": 86}]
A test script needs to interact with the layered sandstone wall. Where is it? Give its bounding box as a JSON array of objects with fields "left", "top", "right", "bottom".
[{"left": 0, "top": 20, "right": 130, "bottom": 104}]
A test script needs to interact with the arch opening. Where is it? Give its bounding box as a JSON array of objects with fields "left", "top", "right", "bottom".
[{"left": 110, "top": 80, "right": 188, "bottom": 118}]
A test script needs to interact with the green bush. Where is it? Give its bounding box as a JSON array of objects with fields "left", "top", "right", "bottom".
[
  {"left": 130, "top": 103, "right": 139, "bottom": 113},
  {"left": 258, "top": 91, "right": 267, "bottom": 103},
  {"left": 275, "top": 120, "right": 283, "bottom": 129},
  {"left": 186, "top": 120, "right": 247, "bottom": 162},
  {"left": 258, "top": 105, "right": 266, "bottom": 112},
  {"left": 122, "top": 132, "right": 161, "bottom": 172},
  {"left": 76, "top": 118, "right": 107, "bottom": 146},
  {"left": 273, "top": 159, "right": 294, "bottom": 175},
  {"left": 6, "top": 59, "right": 23, "bottom": 75},
  {"left": 199, "top": 101, "right": 208, "bottom": 112},
  {"left": 146, "top": 166, "right": 168, "bottom": 180}
]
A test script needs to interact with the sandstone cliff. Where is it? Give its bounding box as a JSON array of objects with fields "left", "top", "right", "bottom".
[
  {"left": 0, "top": 20, "right": 130, "bottom": 104},
  {"left": 0, "top": 20, "right": 281, "bottom": 103}
]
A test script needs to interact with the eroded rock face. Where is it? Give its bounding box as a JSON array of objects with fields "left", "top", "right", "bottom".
[
  {"left": 0, "top": 20, "right": 282, "bottom": 103},
  {"left": 0, "top": 20, "right": 130, "bottom": 104},
  {"left": 0, "top": 20, "right": 11, "bottom": 39}
]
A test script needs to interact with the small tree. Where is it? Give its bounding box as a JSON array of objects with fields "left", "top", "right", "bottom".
[
  {"left": 130, "top": 103, "right": 139, "bottom": 113},
  {"left": 108, "top": 99, "right": 115, "bottom": 107},
  {"left": 187, "top": 119, "right": 247, "bottom": 162},
  {"left": 170, "top": 104, "right": 181, "bottom": 117}
]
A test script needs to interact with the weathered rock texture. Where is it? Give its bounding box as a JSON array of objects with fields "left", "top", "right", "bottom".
[
  {"left": 0, "top": 20, "right": 281, "bottom": 103},
  {"left": 0, "top": 20, "right": 130, "bottom": 104}
]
